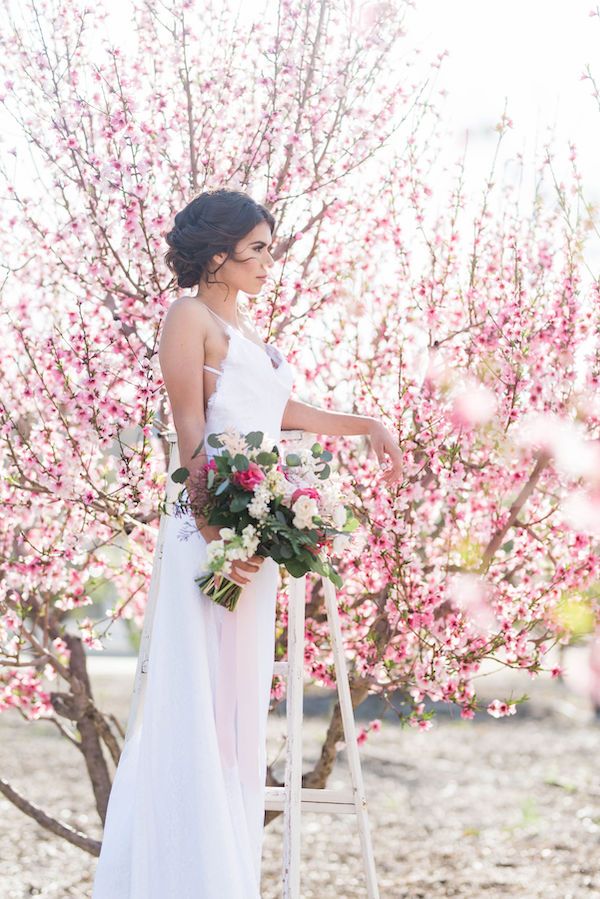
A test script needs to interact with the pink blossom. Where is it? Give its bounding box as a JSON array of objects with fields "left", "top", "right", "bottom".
[{"left": 487, "top": 700, "right": 517, "bottom": 719}]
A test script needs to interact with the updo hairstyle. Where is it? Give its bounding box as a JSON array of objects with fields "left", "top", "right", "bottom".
[{"left": 164, "top": 188, "right": 275, "bottom": 291}]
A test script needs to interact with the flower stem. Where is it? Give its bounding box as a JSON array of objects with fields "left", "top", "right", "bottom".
[{"left": 195, "top": 572, "right": 243, "bottom": 612}]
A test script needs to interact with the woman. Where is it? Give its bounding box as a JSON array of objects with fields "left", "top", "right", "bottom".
[{"left": 92, "top": 188, "right": 402, "bottom": 898}]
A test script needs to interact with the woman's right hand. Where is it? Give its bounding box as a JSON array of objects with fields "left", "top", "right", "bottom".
[{"left": 197, "top": 521, "right": 265, "bottom": 586}]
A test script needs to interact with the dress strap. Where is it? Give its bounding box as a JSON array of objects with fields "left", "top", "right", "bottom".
[
  {"left": 203, "top": 304, "right": 238, "bottom": 332},
  {"left": 203, "top": 363, "right": 221, "bottom": 375}
]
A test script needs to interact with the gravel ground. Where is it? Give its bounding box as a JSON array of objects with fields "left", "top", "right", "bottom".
[{"left": 1, "top": 653, "right": 600, "bottom": 899}]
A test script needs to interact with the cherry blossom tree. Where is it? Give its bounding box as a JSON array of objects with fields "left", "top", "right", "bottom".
[{"left": 0, "top": 0, "right": 598, "bottom": 854}]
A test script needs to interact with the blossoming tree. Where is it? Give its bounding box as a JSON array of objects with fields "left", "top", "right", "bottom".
[{"left": 1, "top": 0, "right": 598, "bottom": 854}]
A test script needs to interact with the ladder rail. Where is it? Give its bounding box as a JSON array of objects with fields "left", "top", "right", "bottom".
[{"left": 276, "top": 572, "right": 380, "bottom": 899}]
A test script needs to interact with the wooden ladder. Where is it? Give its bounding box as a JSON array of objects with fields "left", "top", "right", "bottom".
[{"left": 264, "top": 571, "right": 380, "bottom": 899}]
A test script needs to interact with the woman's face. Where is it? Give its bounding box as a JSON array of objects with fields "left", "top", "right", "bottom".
[{"left": 212, "top": 220, "right": 274, "bottom": 296}]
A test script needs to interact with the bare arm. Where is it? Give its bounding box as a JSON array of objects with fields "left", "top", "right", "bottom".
[
  {"left": 281, "top": 397, "right": 403, "bottom": 485},
  {"left": 158, "top": 299, "right": 210, "bottom": 527},
  {"left": 281, "top": 397, "right": 373, "bottom": 436}
]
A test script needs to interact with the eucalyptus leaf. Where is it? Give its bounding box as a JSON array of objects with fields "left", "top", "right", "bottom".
[
  {"left": 245, "top": 431, "right": 264, "bottom": 448},
  {"left": 171, "top": 466, "right": 189, "bottom": 484},
  {"left": 233, "top": 453, "right": 249, "bottom": 471},
  {"left": 256, "top": 451, "right": 278, "bottom": 465},
  {"left": 231, "top": 494, "right": 251, "bottom": 513}
]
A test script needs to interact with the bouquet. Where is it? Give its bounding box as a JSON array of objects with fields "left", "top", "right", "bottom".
[{"left": 171, "top": 427, "right": 360, "bottom": 611}]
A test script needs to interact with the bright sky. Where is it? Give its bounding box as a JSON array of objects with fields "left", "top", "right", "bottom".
[{"left": 402, "top": 0, "right": 600, "bottom": 207}]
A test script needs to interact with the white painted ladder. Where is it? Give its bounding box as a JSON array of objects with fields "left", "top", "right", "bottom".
[
  {"left": 123, "top": 430, "right": 379, "bottom": 897},
  {"left": 264, "top": 572, "right": 380, "bottom": 899}
]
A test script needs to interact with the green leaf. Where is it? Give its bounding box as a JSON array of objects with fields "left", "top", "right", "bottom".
[
  {"left": 256, "top": 451, "right": 278, "bottom": 465},
  {"left": 321, "top": 450, "right": 333, "bottom": 462},
  {"left": 245, "top": 431, "right": 264, "bottom": 448},
  {"left": 311, "top": 442, "right": 323, "bottom": 456},
  {"left": 285, "top": 558, "right": 309, "bottom": 578},
  {"left": 327, "top": 568, "right": 343, "bottom": 588},
  {"left": 207, "top": 469, "right": 215, "bottom": 489},
  {"left": 285, "top": 453, "right": 302, "bottom": 466},
  {"left": 317, "top": 463, "right": 331, "bottom": 479},
  {"left": 171, "top": 466, "right": 189, "bottom": 484},
  {"left": 215, "top": 479, "right": 230, "bottom": 496},
  {"left": 207, "top": 433, "right": 223, "bottom": 448},
  {"left": 233, "top": 453, "right": 249, "bottom": 471},
  {"left": 191, "top": 441, "right": 205, "bottom": 459},
  {"left": 231, "top": 494, "right": 251, "bottom": 513}
]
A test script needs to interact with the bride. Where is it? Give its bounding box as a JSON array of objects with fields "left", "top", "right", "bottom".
[{"left": 92, "top": 187, "right": 402, "bottom": 898}]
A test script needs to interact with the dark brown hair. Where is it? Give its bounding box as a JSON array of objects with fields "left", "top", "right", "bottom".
[{"left": 164, "top": 188, "right": 275, "bottom": 291}]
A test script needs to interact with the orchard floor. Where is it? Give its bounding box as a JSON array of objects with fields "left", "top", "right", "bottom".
[{"left": 1, "top": 651, "right": 599, "bottom": 899}]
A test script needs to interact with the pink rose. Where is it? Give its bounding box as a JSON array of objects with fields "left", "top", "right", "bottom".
[
  {"left": 290, "top": 487, "right": 320, "bottom": 504},
  {"left": 232, "top": 462, "right": 265, "bottom": 491}
]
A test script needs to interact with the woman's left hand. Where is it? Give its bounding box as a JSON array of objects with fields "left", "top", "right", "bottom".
[{"left": 367, "top": 420, "right": 403, "bottom": 486}]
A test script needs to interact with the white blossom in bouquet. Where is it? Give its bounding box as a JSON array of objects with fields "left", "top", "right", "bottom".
[
  {"left": 292, "top": 495, "right": 319, "bottom": 529},
  {"left": 266, "top": 467, "right": 287, "bottom": 497},
  {"left": 206, "top": 539, "right": 225, "bottom": 561},
  {"left": 226, "top": 543, "right": 249, "bottom": 561},
  {"left": 205, "top": 539, "right": 229, "bottom": 573},
  {"left": 220, "top": 426, "right": 249, "bottom": 456},
  {"left": 248, "top": 483, "right": 271, "bottom": 520},
  {"left": 241, "top": 524, "right": 260, "bottom": 554}
]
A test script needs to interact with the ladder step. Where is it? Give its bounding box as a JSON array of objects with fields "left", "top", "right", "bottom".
[
  {"left": 265, "top": 786, "right": 358, "bottom": 814},
  {"left": 272, "top": 660, "right": 289, "bottom": 677}
]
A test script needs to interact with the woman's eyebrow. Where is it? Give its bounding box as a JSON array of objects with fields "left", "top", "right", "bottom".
[{"left": 251, "top": 240, "right": 273, "bottom": 248}]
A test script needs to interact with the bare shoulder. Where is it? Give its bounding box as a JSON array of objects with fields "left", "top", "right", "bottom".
[
  {"left": 159, "top": 296, "right": 210, "bottom": 343},
  {"left": 162, "top": 295, "right": 207, "bottom": 325}
]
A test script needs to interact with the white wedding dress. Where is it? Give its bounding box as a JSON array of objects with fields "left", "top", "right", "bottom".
[{"left": 92, "top": 307, "right": 295, "bottom": 898}]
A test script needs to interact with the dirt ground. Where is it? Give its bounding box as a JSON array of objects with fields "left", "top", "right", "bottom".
[{"left": 1, "top": 651, "right": 599, "bottom": 899}]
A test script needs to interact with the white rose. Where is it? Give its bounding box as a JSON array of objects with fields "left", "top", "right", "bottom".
[
  {"left": 292, "top": 495, "right": 319, "bottom": 529},
  {"left": 219, "top": 527, "right": 236, "bottom": 541}
]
